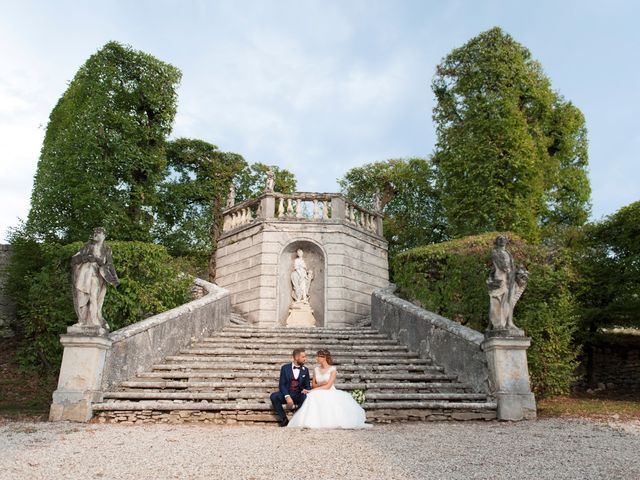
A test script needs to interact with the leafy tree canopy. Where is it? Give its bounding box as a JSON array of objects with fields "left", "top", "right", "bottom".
[
  {"left": 576, "top": 200, "right": 640, "bottom": 334},
  {"left": 234, "top": 162, "right": 297, "bottom": 202},
  {"left": 27, "top": 41, "right": 182, "bottom": 243},
  {"left": 432, "top": 27, "right": 590, "bottom": 241},
  {"left": 338, "top": 158, "right": 447, "bottom": 255}
]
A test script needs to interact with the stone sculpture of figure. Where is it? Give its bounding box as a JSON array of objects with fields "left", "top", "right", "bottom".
[
  {"left": 373, "top": 192, "right": 382, "bottom": 212},
  {"left": 71, "top": 227, "right": 119, "bottom": 332},
  {"left": 487, "top": 235, "right": 528, "bottom": 334},
  {"left": 291, "top": 249, "right": 313, "bottom": 303},
  {"left": 226, "top": 184, "right": 236, "bottom": 208},
  {"left": 265, "top": 167, "right": 275, "bottom": 193}
]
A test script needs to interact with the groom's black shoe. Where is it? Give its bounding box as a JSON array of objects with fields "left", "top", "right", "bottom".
[{"left": 279, "top": 419, "right": 289, "bottom": 427}]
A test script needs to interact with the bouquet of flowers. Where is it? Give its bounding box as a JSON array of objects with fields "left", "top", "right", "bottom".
[{"left": 351, "top": 389, "right": 366, "bottom": 405}]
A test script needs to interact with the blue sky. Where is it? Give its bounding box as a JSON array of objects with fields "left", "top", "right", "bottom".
[{"left": 1, "top": 0, "right": 638, "bottom": 241}]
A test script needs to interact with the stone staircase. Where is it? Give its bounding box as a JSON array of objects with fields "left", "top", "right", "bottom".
[{"left": 93, "top": 324, "right": 497, "bottom": 424}]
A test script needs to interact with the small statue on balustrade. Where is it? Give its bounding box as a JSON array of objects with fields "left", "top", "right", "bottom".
[
  {"left": 487, "top": 235, "right": 529, "bottom": 336},
  {"left": 70, "top": 227, "right": 119, "bottom": 335},
  {"left": 265, "top": 167, "right": 275, "bottom": 193},
  {"left": 226, "top": 183, "right": 236, "bottom": 208}
]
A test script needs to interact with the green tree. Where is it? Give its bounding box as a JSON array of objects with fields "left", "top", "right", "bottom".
[
  {"left": 27, "top": 41, "right": 181, "bottom": 243},
  {"left": 154, "top": 138, "right": 247, "bottom": 278},
  {"left": 574, "top": 201, "right": 640, "bottom": 385},
  {"left": 432, "top": 27, "right": 590, "bottom": 241},
  {"left": 338, "top": 158, "right": 447, "bottom": 255},
  {"left": 234, "top": 163, "right": 297, "bottom": 202}
]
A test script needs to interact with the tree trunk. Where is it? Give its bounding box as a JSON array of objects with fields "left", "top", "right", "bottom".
[{"left": 208, "top": 195, "right": 223, "bottom": 282}]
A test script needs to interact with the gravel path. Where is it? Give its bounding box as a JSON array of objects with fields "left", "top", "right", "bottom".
[{"left": 0, "top": 418, "right": 638, "bottom": 479}]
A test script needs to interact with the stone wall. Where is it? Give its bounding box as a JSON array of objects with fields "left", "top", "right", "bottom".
[
  {"left": 371, "top": 286, "right": 490, "bottom": 394},
  {"left": 0, "top": 244, "right": 15, "bottom": 337},
  {"left": 101, "top": 278, "right": 230, "bottom": 390},
  {"left": 578, "top": 341, "right": 640, "bottom": 393},
  {"left": 216, "top": 220, "right": 388, "bottom": 327}
]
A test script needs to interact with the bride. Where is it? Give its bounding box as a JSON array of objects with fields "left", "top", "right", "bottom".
[{"left": 287, "top": 349, "right": 371, "bottom": 429}]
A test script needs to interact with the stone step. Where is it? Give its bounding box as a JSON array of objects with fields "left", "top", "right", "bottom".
[
  {"left": 215, "top": 332, "right": 388, "bottom": 340},
  {"left": 222, "top": 327, "right": 380, "bottom": 334},
  {"left": 180, "top": 348, "right": 415, "bottom": 358},
  {"left": 198, "top": 339, "right": 401, "bottom": 348},
  {"left": 151, "top": 363, "right": 444, "bottom": 373},
  {"left": 118, "top": 380, "right": 468, "bottom": 390},
  {"left": 102, "top": 391, "right": 482, "bottom": 401},
  {"left": 163, "top": 355, "right": 433, "bottom": 365},
  {"left": 104, "top": 391, "right": 269, "bottom": 400},
  {"left": 136, "top": 371, "right": 456, "bottom": 381},
  {"left": 364, "top": 392, "right": 488, "bottom": 401},
  {"left": 92, "top": 400, "right": 496, "bottom": 412},
  {"left": 190, "top": 342, "right": 408, "bottom": 352},
  {"left": 200, "top": 337, "right": 399, "bottom": 346}
]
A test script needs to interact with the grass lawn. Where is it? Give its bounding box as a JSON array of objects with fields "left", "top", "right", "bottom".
[{"left": 538, "top": 395, "right": 640, "bottom": 420}]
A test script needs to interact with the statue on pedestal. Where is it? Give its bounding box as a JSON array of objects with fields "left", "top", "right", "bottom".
[
  {"left": 226, "top": 184, "right": 236, "bottom": 208},
  {"left": 70, "top": 227, "right": 119, "bottom": 335},
  {"left": 291, "top": 249, "right": 313, "bottom": 303},
  {"left": 487, "top": 235, "right": 528, "bottom": 336},
  {"left": 265, "top": 167, "right": 275, "bottom": 193},
  {"left": 287, "top": 249, "right": 317, "bottom": 326}
]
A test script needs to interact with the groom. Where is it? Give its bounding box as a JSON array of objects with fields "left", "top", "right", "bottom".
[{"left": 270, "top": 348, "right": 311, "bottom": 427}]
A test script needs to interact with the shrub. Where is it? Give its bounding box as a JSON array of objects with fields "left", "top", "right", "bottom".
[
  {"left": 392, "top": 232, "right": 580, "bottom": 397},
  {"left": 7, "top": 238, "right": 192, "bottom": 372}
]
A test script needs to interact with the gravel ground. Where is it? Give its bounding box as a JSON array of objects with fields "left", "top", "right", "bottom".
[{"left": 0, "top": 418, "right": 638, "bottom": 480}]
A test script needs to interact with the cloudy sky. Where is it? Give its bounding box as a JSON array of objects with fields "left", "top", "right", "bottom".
[{"left": 1, "top": 0, "right": 638, "bottom": 241}]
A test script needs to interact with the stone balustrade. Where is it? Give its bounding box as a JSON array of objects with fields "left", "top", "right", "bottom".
[{"left": 222, "top": 192, "right": 384, "bottom": 237}]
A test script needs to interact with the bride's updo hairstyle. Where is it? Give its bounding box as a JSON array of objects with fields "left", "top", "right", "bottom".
[{"left": 316, "top": 349, "right": 333, "bottom": 365}]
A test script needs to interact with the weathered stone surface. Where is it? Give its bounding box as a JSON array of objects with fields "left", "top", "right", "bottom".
[
  {"left": 101, "top": 278, "right": 230, "bottom": 391},
  {"left": 216, "top": 193, "right": 389, "bottom": 327},
  {"left": 50, "top": 278, "right": 231, "bottom": 422},
  {"left": 371, "top": 286, "right": 490, "bottom": 395},
  {"left": 482, "top": 335, "right": 537, "bottom": 421}
]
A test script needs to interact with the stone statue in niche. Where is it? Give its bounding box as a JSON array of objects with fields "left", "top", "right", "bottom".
[
  {"left": 487, "top": 235, "right": 528, "bottom": 336},
  {"left": 291, "top": 249, "right": 314, "bottom": 303},
  {"left": 286, "top": 249, "right": 317, "bottom": 327},
  {"left": 265, "top": 167, "right": 275, "bottom": 193},
  {"left": 226, "top": 184, "right": 236, "bottom": 208},
  {"left": 70, "top": 227, "right": 119, "bottom": 335}
]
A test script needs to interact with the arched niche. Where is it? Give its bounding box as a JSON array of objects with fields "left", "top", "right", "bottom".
[{"left": 278, "top": 240, "right": 326, "bottom": 327}]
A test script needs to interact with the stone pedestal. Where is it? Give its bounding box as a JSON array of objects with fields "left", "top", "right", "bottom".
[
  {"left": 483, "top": 335, "right": 536, "bottom": 421},
  {"left": 286, "top": 301, "right": 317, "bottom": 327},
  {"left": 49, "top": 331, "right": 112, "bottom": 422}
]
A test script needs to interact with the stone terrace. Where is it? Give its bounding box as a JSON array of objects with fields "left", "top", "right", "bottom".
[{"left": 93, "top": 324, "right": 496, "bottom": 424}]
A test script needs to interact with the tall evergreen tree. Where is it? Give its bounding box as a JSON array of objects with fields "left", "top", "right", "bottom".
[
  {"left": 28, "top": 41, "right": 182, "bottom": 242},
  {"left": 432, "top": 27, "right": 590, "bottom": 240}
]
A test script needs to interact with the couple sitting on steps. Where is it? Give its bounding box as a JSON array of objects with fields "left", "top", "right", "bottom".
[{"left": 270, "top": 348, "right": 370, "bottom": 429}]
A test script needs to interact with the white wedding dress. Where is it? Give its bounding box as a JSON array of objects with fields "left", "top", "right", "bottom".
[{"left": 287, "top": 366, "right": 371, "bottom": 429}]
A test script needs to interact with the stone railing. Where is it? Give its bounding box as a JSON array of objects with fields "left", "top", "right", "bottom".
[
  {"left": 50, "top": 278, "right": 231, "bottom": 422},
  {"left": 371, "top": 286, "right": 490, "bottom": 395},
  {"left": 222, "top": 192, "right": 384, "bottom": 237}
]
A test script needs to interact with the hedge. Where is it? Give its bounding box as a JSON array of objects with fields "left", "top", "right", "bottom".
[
  {"left": 392, "top": 232, "right": 580, "bottom": 397},
  {"left": 7, "top": 238, "right": 192, "bottom": 372}
]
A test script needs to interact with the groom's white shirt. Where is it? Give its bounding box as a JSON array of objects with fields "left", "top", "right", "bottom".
[{"left": 291, "top": 362, "right": 300, "bottom": 380}]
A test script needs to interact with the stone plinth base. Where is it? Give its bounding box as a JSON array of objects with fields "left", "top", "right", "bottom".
[
  {"left": 286, "top": 302, "right": 316, "bottom": 327},
  {"left": 483, "top": 335, "right": 536, "bottom": 421},
  {"left": 49, "top": 334, "right": 112, "bottom": 422}
]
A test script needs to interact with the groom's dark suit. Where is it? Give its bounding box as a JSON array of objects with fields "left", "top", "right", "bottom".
[{"left": 270, "top": 363, "right": 311, "bottom": 425}]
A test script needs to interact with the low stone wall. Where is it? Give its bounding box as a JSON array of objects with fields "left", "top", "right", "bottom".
[
  {"left": 371, "top": 286, "right": 490, "bottom": 395},
  {"left": 101, "top": 278, "right": 230, "bottom": 390},
  {"left": 0, "top": 244, "right": 15, "bottom": 337},
  {"left": 578, "top": 340, "right": 640, "bottom": 393}
]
